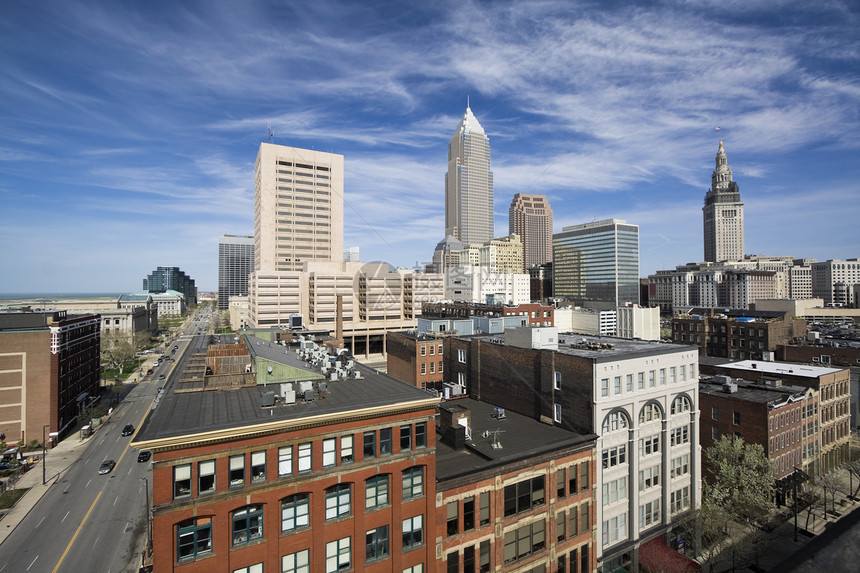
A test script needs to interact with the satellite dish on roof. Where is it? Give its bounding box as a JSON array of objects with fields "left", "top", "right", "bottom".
[{"left": 267, "top": 366, "right": 273, "bottom": 374}]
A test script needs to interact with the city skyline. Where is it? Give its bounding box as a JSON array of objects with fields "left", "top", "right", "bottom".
[{"left": 2, "top": 1, "right": 858, "bottom": 293}]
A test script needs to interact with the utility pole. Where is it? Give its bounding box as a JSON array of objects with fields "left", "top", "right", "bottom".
[
  {"left": 140, "top": 477, "right": 152, "bottom": 554},
  {"left": 42, "top": 425, "right": 49, "bottom": 485}
]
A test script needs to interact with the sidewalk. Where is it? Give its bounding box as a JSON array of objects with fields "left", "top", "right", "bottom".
[{"left": 0, "top": 428, "right": 91, "bottom": 546}]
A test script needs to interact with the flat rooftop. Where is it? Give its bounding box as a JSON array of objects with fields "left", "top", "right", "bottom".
[
  {"left": 435, "top": 398, "right": 596, "bottom": 483},
  {"left": 699, "top": 380, "right": 809, "bottom": 405},
  {"left": 135, "top": 337, "right": 437, "bottom": 443},
  {"left": 719, "top": 359, "right": 842, "bottom": 379}
]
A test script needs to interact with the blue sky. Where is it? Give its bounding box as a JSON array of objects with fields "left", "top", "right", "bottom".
[{"left": 2, "top": 0, "right": 858, "bottom": 293}]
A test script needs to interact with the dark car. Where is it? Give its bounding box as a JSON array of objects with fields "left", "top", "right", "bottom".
[
  {"left": 98, "top": 460, "right": 116, "bottom": 475},
  {"left": 121, "top": 424, "right": 134, "bottom": 436},
  {"left": 137, "top": 450, "right": 151, "bottom": 463},
  {"left": 158, "top": 374, "right": 166, "bottom": 380}
]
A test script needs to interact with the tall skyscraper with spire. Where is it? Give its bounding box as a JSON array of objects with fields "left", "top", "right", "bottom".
[
  {"left": 703, "top": 141, "right": 744, "bottom": 262},
  {"left": 445, "top": 106, "right": 494, "bottom": 246}
]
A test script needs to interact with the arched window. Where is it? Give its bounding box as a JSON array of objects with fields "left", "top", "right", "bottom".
[
  {"left": 639, "top": 403, "right": 662, "bottom": 424},
  {"left": 671, "top": 395, "right": 692, "bottom": 415},
  {"left": 232, "top": 505, "right": 263, "bottom": 546},
  {"left": 602, "top": 411, "right": 629, "bottom": 434}
]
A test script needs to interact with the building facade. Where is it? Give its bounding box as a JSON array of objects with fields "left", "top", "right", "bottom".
[
  {"left": 218, "top": 235, "right": 255, "bottom": 309},
  {"left": 143, "top": 266, "right": 197, "bottom": 305},
  {"left": 444, "top": 266, "right": 530, "bottom": 306},
  {"left": 509, "top": 193, "right": 554, "bottom": 272},
  {"left": 0, "top": 311, "right": 101, "bottom": 441},
  {"left": 703, "top": 141, "right": 744, "bottom": 263},
  {"left": 478, "top": 234, "right": 524, "bottom": 274},
  {"left": 811, "top": 258, "right": 860, "bottom": 307},
  {"left": 553, "top": 219, "right": 639, "bottom": 309},
  {"left": 254, "top": 143, "right": 344, "bottom": 273},
  {"left": 445, "top": 106, "right": 494, "bottom": 246}
]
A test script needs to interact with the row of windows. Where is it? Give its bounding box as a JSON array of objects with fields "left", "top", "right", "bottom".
[
  {"left": 419, "top": 343, "right": 443, "bottom": 356},
  {"left": 171, "top": 423, "right": 427, "bottom": 499},
  {"left": 419, "top": 361, "right": 442, "bottom": 376},
  {"left": 599, "top": 365, "right": 696, "bottom": 397},
  {"left": 600, "top": 396, "right": 693, "bottom": 433}
]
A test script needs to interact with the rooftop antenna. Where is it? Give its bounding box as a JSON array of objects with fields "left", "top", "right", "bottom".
[
  {"left": 266, "top": 122, "right": 274, "bottom": 144},
  {"left": 488, "top": 428, "right": 505, "bottom": 449}
]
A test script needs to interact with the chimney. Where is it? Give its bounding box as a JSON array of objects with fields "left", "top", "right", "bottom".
[{"left": 335, "top": 294, "right": 344, "bottom": 347}]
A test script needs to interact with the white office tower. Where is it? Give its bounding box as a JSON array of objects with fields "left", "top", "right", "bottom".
[
  {"left": 445, "top": 106, "right": 494, "bottom": 246},
  {"left": 254, "top": 143, "right": 344, "bottom": 272},
  {"left": 703, "top": 141, "right": 744, "bottom": 262}
]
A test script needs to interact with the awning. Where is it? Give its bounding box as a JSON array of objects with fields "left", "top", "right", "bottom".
[{"left": 639, "top": 535, "right": 701, "bottom": 573}]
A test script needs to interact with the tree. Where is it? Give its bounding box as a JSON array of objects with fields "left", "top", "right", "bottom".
[
  {"left": 819, "top": 471, "right": 843, "bottom": 517},
  {"left": 799, "top": 481, "right": 824, "bottom": 531},
  {"left": 705, "top": 436, "right": 775, "bottom": 526},
  {"left": 844, "top": 450, "right": 860, "bottom": 499}
]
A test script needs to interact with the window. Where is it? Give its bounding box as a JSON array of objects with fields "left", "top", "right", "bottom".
[
  {"left": 659, "top": 369, "right": 666, "bottom": 385},
  {"left": 602, "top": 445, "right": 627, "bottom": 468},
  {"left": 403, "top": 466, "right": 424, "bottom": 499},
  {"left": 439, "top": 343, "right": 444, "bottom": 355},
  {"left": 503, "top": 520, "right": 545, "bottom": 564},
  {"left": 439, "top": 361, "right": 443, "bottom": 373},
  {"left": 626, "top": 374, "right": 633, "bottom": 392},
  {"left": 639, "top": 403, "right": 661, "bottom": 423},
  {"left": 415, "top": 422, "right": 427, "bottom": 448},
  {"left": 479, "top": 540, "right": 490, "bottom": 573},
  {"left": 429, "top": 344, "right": 435, "bottom": 355},
  {"left": 232, "top": 505, "right": 263, "bottom": 546},
  {"left": 581, "top": 462, "right": 589, "bottom": 489},
  {"left": 503, "top": 476, "right": 545, "bottom": 516},
  {"left": 364, "top": 431, "right": 376, "bottom": 459},
  {"left": 463, "top": 497, "right": 475, "bottom": 531},
  {"left": 404, "top": 566, "right": 424, "bottom": 573},
  {"left": 251, "top": 451, "right": 266, "bottom": 483},
  {"left": 639, "top": 499, "right": 661, "bottom": 529},
  {"left": 602, "top": 476, "right": 628, "bottom": 505},
  {"left": 429, "top": 362, "right": 435, "bottom": 374},
  {"left": 672, "top": 454, "right": 690, "bottom": 478},
  {"left": 326, "top": 484, "right": 351, "bottom": 519},
  {"left": 420, "top": 363, "right": 426, "bottom": 375},
  {"left": 640, "top": 434, "right": 660, "bottom": 456},
  {"left": 639, "top": 466, "right": 660, "bottom": 491},
  {"left": 447, "top": 552, "right": 458, "bottom": 573},
  {"left": 733, "top": 411, "right": 741, "bottom": 425},
  {"left": 557, "top": 468, "right": 566, "bottom": 498},
  {"left": 279, "top": 446, "right": 293, "bottom": 476},
  {"left": 174, "top": 464, "right": 191, "bottom": 499},
  {"left": 365, "top": 525, "right": 389, "bottom": 562},
  {"left": 458, "top": 349, "right": 466, "bottom": 363},
  {"left": 712, "top": 406, "right": 719, "bottom": 420},
  {"left": 323, "top": 438, "right": 337, "bottom": 467},
  {"left": 420, "top": 345, "right": 426, "bottom": 356},
  {"left": 601, "top": 378, "right": 609, "bottom": 397},
  {"left": 380, "top": 427, "right": 392, "bottom": 456},
  {"left": 325, "top": 537, "right": 350, "bottom": 572},
  {"left": 671, "top": 395, "right": 691, "bottom": 414},
  {"left": 283, "top": 549, "right": 310, "bottom": 573},
  {"left": 557, "top": 510, "right": 567, "bottom": 541},
  {"left": 602, "top": 513, "right": 627, "bottom": 547},
  {"left": 670, "top": 425, "right": 690, "bottom": 446},
  {"left": 649, "top": 370, "right": 656, "bottom": 387},
  {"left": 568, "top": 505, "right": 579, "bottom": 537},
  {"left": 602, "top": 411, "right": 629, "bottom": 433},
  {"left": 669, "top": 367, "right": 676, "bottom": 384},
  {"left": 671, "top": 486, "right": 690, "bottom": 513},
  {"left": 554, "top": 403, "right": 562, "bottom": 423},
  {"left": 614, "top": 376, "right": 622, "bottom": 394},
  {"left": 298, "top": 442, "right": 312, "bottom": 472},
  {"left": 479, "top": 491, "right": 490, "bottom": 526},
  {"left": 680, "top": 365, "right": 687, "bottom": 382},
  {"left": 365, "top": 475, "right": 389, "bottom": 509},
  {"left": 177, "top": 517, "right": 212, "bottom": 561},
  {"left": 402, "top": 515, "right": 423, "bottom": 549},
  {"left": 400, "top": 425, "right": 412, "bottom": 451},
  {"left": 340, "top": 435, "right": 353, "bottom": 464},
  {"left": 712, "top": 426, "right": 720, "bottom": 440},
  {"left": 282, "top": 493, "right": 310, "bottom": 532},
  {"left": 554, "top": 371, "right": 562, "bottom": 390},
  {"left": 198, "top": 460, "right": 215, "bottom": 494},
  {"left": 446, "top": 501, "right": 459, "bottom": 536},
  {"left": 638, "top": 372, "right": 644, "bottom": 389},
  {"left": 229, "top": 455, "right": 245, "bottom": 487}
]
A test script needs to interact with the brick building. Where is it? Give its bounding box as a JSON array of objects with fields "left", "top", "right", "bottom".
[
  {"left": 133, "top": 340, "right": 439, "bottom": 573},
  {"left": 702, "top": 360, "right": 850, "bottom": 474},
  {"left": 698, "top": 378, "right": 817, "bottom": 484},
  {"left": 671, "top": 308, "right": 805, "bottom": 360},
  {"left": 421, "top": 301, "right": 554, "bottom": 327},
  {"left": 386, "top": 331, "right": 446, "bottom": 391},
  {"left": 0, "top": 310, "right": 101, "bottom": 442},
  {"left": 443, "top": 328, "right": 701, "bottom": 573},
  {"left": 436, "top": 398, "right": 597, "bottom": 572}
]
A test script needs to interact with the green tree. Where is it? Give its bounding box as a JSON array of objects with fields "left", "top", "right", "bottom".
[{"left": 706, "top": 436, "right": 775, "bottom": 526}]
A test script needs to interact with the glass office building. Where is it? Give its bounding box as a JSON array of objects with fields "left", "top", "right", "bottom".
[
  {"left": 552, "top": 219, "right": 639, "bottom": 308},
  {"left": 218, "top": 235, "right": 255, "bottom": 309}
]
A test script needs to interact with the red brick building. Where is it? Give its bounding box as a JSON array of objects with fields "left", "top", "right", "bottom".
[
  {"left": 386, "top": 331, "right": 446, "bottom": 390},
  {"left": 0, "top": 310, "right": 101, "bottom": 442},
  {"left": 435, "top": 399, "right": 597, "bottom": 572},
  {"left": 134, "top": 339, "right": 439, "bottom": 573},
  {"left": 421, "top": 301, "right": 555, "bottom": 327}
]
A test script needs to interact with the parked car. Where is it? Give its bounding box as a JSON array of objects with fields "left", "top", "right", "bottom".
[
  {"left": 137, "top": 450, "right": 151, "bottom": 463},
  {"left": 121, "top": 424, "right": 134, "bottom": 436},
  {"left": 98, "top": 460, "right": 116, "bottom": 475}
]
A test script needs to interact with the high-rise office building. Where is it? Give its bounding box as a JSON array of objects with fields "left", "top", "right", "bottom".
[
  {"left": 509, "top": 193, "right": 553, "bottom": 272},
  {"left": 218, "top": 235, "right": 254, "bottom": 309},
  {"left": 703, "top": 141, "right": 744, "bottom": 262},
  {"left": 254, "top": 143, "right": 344, "bottom": 272},
  {"left": 553, "top": 219, "right": 639, "bottom": 308},
  {"left": 444, "top": 106, "right": 494, "bottom": 246},
  {"left": 142, "top": 266, "right": 197, "bottom": 305}
]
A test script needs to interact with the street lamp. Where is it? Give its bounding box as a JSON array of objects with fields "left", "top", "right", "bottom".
[
  {"left": 140, "top": 477, "right": 153, "bottom": 553},
  {"left": 42, "top": 424, "right": 49, "bottom": 485}
]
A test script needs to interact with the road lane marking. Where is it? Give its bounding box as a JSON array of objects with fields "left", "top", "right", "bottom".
[
  {"left": 92, "top": 536, "right": 99, "bottom": 550},
  {"left": 85, "top": 479, "right": 91, "bottom": 488},
  {"left": 26, "top": 556, "right": 38, "bottom": 571},
  {"left": 51, "top": 491, "right": 102, "bottom": 573},
  {"left": 113, "top": 496, "right": 118, "bottom": 507},
  {"left": 61, "top": 511, "right": 69, "bottom": 523},
  {"left": 35, "top": 516, "right": 45, "bottom": 529}
]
